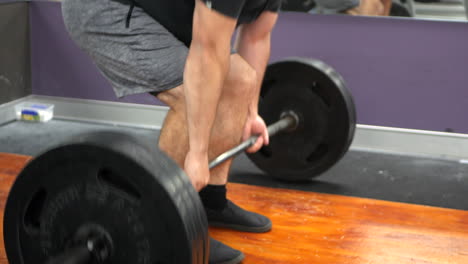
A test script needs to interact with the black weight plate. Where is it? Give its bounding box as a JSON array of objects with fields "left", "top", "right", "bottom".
[
  {"left": 248, "top": 58, "right": 356, "bottom": 181},
  {"left": 4, "top": 131, "right": 209, "bottom": 264},
  {"left": 390, "top": 2, "right": 412, "bottom": 17}
]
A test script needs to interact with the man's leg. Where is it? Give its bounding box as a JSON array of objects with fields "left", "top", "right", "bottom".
[
  {"left": 157, "top": 54, "right": 255, "bottom": 179},
  {"left": 158, "top": 53, "right": 271, "bottom": 232},
  {"left": 157, "top": 54, "right": 262, "bottom": 264},
  {"left": 346, "top": 0, "right": 385, "bottom": 15},
  {"left": 381, "top": 0, "right": 393, "bottom": 16},
  {"left": 156, "top": 86, "right": 188, "bottom": 168}
]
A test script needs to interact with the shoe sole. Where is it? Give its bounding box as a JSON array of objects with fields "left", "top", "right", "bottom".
[
  {"left": 216, "top": 252, "right": 246, "bottom": 264},
  {"left": 209, "top": 221, "right": 272, "bottom": 233}
]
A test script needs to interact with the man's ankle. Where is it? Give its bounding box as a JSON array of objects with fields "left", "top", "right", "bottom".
[{"left": 199, "top": 184, "right": 228, "bottom": 211}]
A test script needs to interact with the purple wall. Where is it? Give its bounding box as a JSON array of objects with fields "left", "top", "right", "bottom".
[
  {"left": 268, "top": 14, "right": 468, "bottom": 133},
  {"left": 30, "top": 1, "right": 468, "bottom": 133}
]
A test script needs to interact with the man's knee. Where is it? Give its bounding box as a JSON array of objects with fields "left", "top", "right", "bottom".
[
  {"left": 360, "top": 0, "right": 385, "bottom": 15},
  {"left": 224, "top": 59, "right": 257, "bottom": 99},
  {"left": 155, "top": 85, "right": 185, "bottom": 110},
  {"left": 369, "top": 0, "right": 385, "bottom": 15},
  {"left": 233, "top": 67, "right": 257, "bottom": 94}
]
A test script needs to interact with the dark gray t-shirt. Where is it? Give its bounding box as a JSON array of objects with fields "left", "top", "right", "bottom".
[{"left": 134, "top": 0, "right": 282, "bottom": 46}]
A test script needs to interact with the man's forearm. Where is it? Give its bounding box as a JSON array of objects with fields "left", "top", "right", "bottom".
[
  {"left": 236, "top": 31, "right": 271, "bottom": 116},
  {"left": 184, "top": 43, "right": 231, "bottom": 154}
]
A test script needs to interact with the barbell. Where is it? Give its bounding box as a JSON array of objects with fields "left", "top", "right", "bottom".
[{"left": 3, "top": 57, "right": 356, "bottom": 264}]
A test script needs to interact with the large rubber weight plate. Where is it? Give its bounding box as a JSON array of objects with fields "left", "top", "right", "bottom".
[
  {"left": 4, "top": 131, "right": 209, "bottom": 264},
  {"left": 248, "top": 58, "right": 356, "bottom": 181}
]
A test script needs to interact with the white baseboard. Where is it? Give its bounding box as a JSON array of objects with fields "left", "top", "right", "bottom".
[
  {"left": 25, "top": 95, "right": 167, "bottom": 130},
  {"left": 352, "top": 125, "right": 468, "bottom": 161},
  {"left": 0, "top": 97, "right": 27, "bottom": 125}
]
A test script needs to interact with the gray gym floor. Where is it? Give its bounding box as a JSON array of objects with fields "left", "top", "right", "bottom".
[{"left": 1, "top": 119, "right": 467, "bottom": 210}]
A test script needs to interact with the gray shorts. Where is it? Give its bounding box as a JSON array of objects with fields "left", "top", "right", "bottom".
[
  {"left": 61, "top": 0, "right": 188, "bottom": 97},
  {"left": 314, "top": 0, "right": 360, "bottom": 14}
]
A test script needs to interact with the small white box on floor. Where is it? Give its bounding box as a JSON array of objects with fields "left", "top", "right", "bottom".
[{"left": 15, "top": 102, "right": 54, "bottom": 122}]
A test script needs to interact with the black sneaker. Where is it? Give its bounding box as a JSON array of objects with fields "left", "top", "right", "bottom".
[
  {"left": 209, "top": 237, "right": 245, "bottom": 264},
  {"left": 206, "top": 200, "right": 272, "bottom": 233}
]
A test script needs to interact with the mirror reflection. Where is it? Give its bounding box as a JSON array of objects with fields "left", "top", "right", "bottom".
[{"left": 281, "top": 0, "right": 468, "bottom": 22}]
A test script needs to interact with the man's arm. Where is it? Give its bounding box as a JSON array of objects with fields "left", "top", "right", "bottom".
[
  {"left": 235, "top": 11, "right": 278, "bottom": 153},
  {"left": 183, "top": 1, "right": 237, "bottom": 190},
  {"left": 235, "top": 11, "right": 278, "bottom": 116}
]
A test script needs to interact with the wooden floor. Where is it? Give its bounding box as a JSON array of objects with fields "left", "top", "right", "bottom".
[{"left": 1, "top": 153, "right": 468, "bottom": 263}]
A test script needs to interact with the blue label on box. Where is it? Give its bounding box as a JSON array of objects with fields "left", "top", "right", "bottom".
[
  {"left": 22, "top": 110, "right": 39, "bottom": 116},
  {"left": 30, "top": 104, "right": 48, "bottom": 110}
]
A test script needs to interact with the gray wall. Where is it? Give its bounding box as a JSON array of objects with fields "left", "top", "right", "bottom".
[
  {"left": 29, "top": 1, "right": 468, "bottom": 133},
  {"left": 0, "top": 2, "right": 30, "bottom": 104}
]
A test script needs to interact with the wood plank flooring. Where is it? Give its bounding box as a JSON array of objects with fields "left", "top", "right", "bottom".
[{"left": 1, "top": 153, "right": 467, "bottom": 263}]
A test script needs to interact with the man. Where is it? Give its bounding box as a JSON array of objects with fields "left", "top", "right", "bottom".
[
  {"left": 314, "top": 0, "right": 390, "bottom": 16},
  {"left": 62, "top": 0, "right": 281, "bottom": 263}
]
